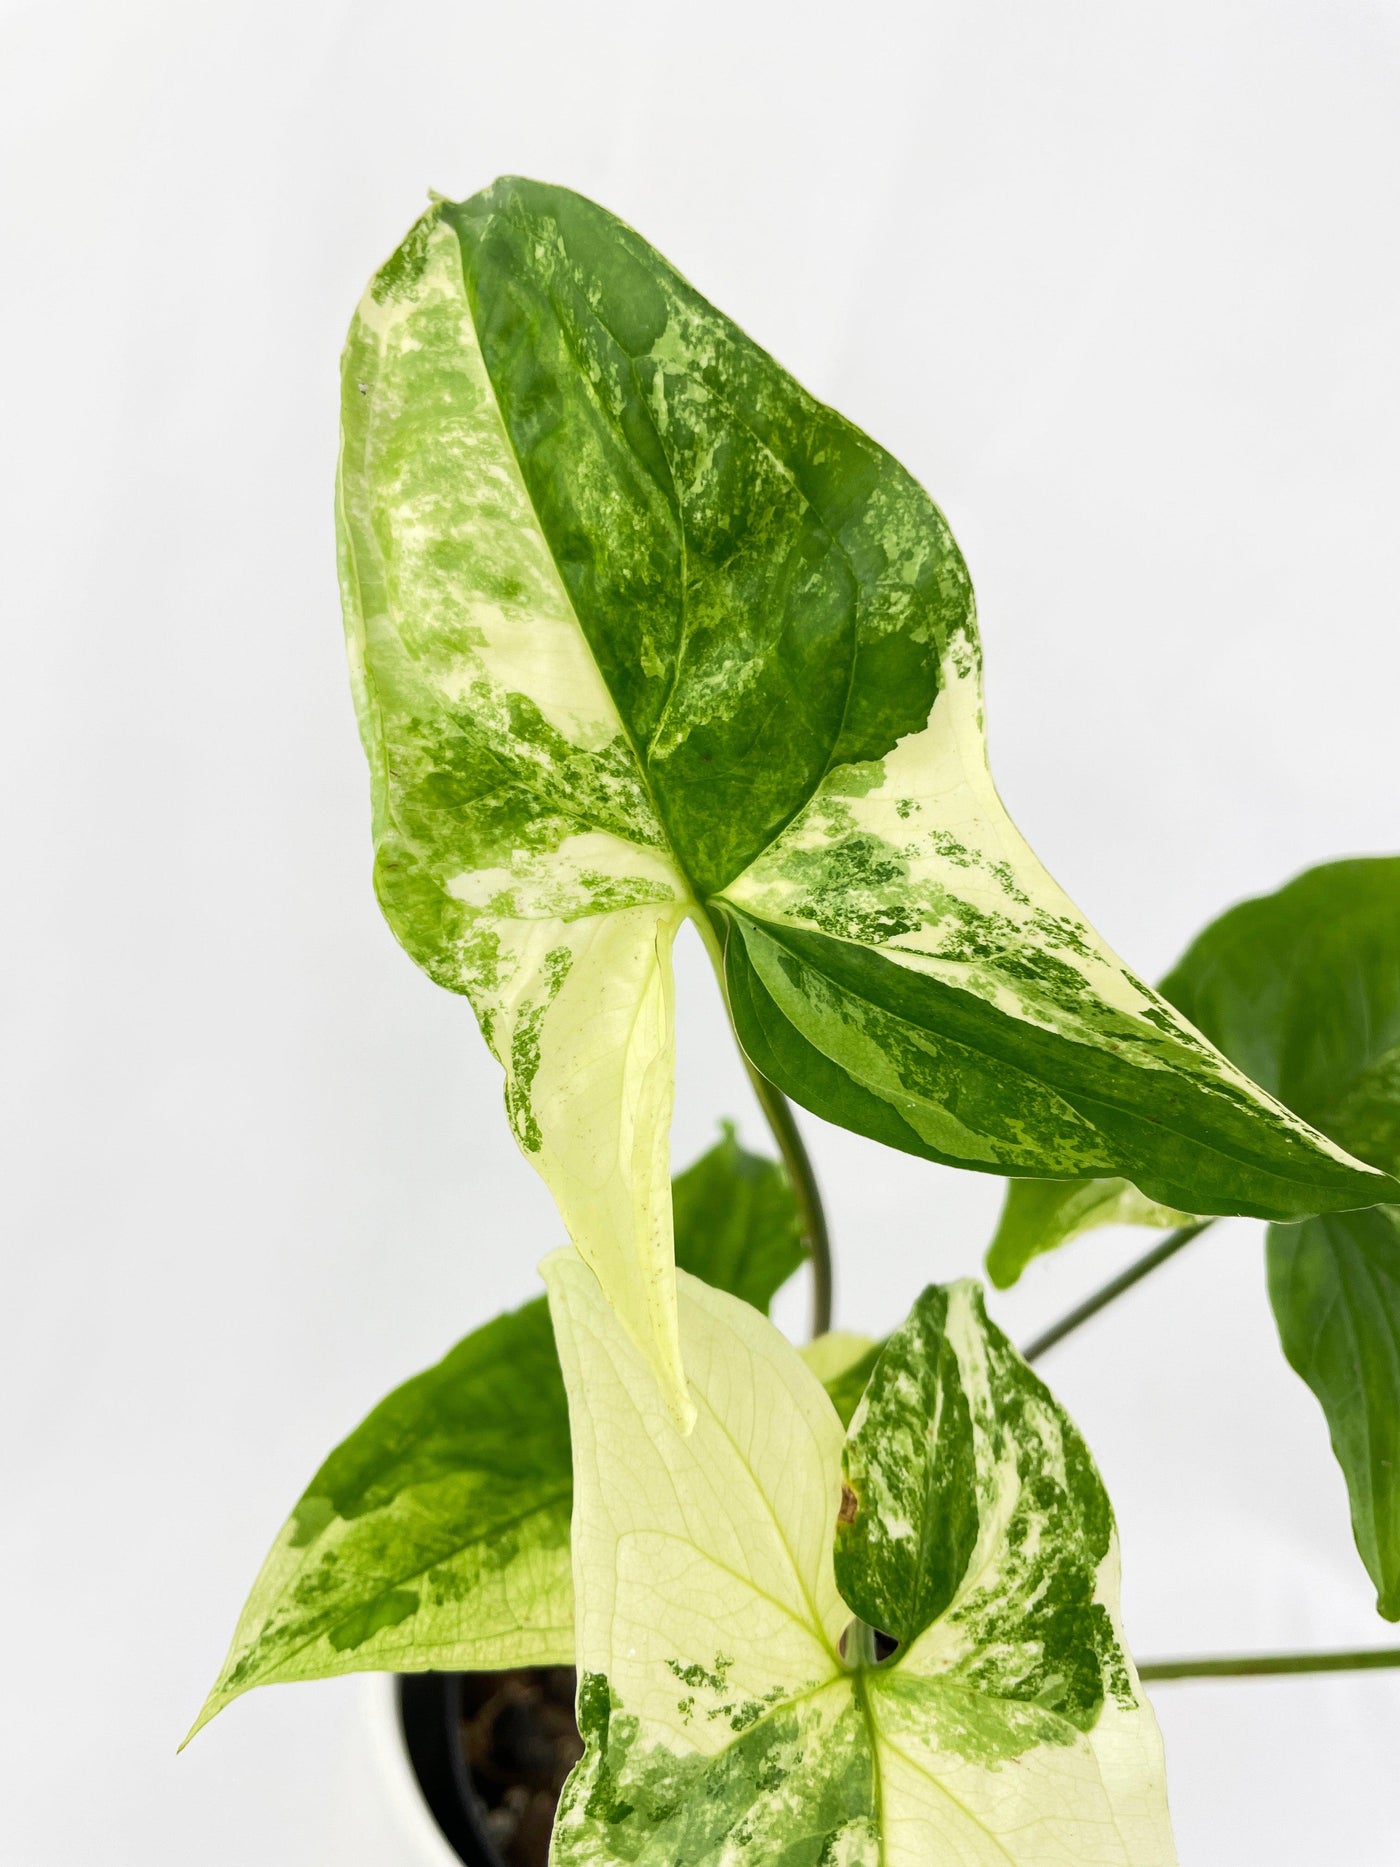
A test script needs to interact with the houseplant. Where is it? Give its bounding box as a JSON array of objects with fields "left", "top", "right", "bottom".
[{"left": 189, "top": 178, "right": 1400, "bottom": 1864}]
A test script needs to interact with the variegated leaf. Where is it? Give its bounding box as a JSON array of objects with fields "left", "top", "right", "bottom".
[
  {"left": 544, "top": 1253, "right": 1176, "bottom": 1866},
  {"left": 981, "top": 858, "right": 1400, "bottom": 1611},
  {"left": 339, "top": 180, "right": 1388, "bottom": 1420},
  {"left": 188, "top": 1130, "right": 802, "bottom": 1740},
  {"left": 986, "top": 857, "right": 1400, "bottom": 1283}
]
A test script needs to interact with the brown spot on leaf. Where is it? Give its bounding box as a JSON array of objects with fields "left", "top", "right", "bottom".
[{"left": 838, "top": 1482, "right": 859, "bottom": 1525}]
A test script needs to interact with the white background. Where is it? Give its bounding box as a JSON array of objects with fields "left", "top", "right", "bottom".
[{"left": 5, "top": 1, "right": 1399, "bottom": 1861}]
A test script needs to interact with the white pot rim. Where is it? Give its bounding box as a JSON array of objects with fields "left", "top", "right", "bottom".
[{"left": 361, "top": 1673, "right": 468, "bottom": 1867}]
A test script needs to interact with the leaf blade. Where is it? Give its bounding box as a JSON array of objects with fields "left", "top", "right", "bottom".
[
  {"left": 545, "top": 1256, "right": 1176, "bottom": 1865},
  {"left": 337, "top": 205, "right": 694, "bottom": 1423},
  {"left": 725, "top": 907, "right": 1384, "bottom": 1217},
  {"left": 1268, "top": 1206, "right": 1400, "bottom": 1620},
  {"left": 189, "top": 1132, "right": 803, "bottom": 1738},
  {"left": 986, "top": 1178, "right": 1191, "bottom": 1289},
  {"left": 985, "top": 856, "right": 1400, "bottom": 1281},
  {"left": 187, "top": 1296, "right": 574, "bottom": 1743},
  {"left": 341, "top": 187, "right": 1386, "bottom": 1427}
]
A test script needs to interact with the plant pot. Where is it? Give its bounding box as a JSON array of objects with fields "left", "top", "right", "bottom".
[{"left": 397, "top": 1669, "right": 582, "bottom": 1867}]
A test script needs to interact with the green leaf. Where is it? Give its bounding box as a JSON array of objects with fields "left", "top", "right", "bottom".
[
  {"left": 189, "top": 1131, "right": 801, "bottom": 1739},
  {"left": 339, "top": 183, "right": 1384, "bottom": 1421},
  {"left": 801, "top": 1330, "right": 883, "bottom": 1427},
  {"left": 186, "top": 1296, "right": 573, "bottom": 1745},
  {"left": 1268, "top": 1205, "right": 1400, "bottom": 1620},
  {"left": 987, "top": 1178, "right": 1191, "bottom": 1289},
  {"left": 1158, "top": 858, "right": 1400, "bottom": 1170},
  {"left": 544, "top": 1253, "right": 1176, "bottom": 1865},
  {"left": 986, "top": 856, "right": 1400, "bottom": 1282},
  {"left": 1175, "top": 860, "right": 1400, "bottom": 1618},
  {"left": 672, "top": 1121, "right": 806, "bottom": 1313}
]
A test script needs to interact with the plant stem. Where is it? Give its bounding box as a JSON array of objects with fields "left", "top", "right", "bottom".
[
  {"left": 741, "top": 1056, "right": 834, "bottom": 1340},
  {"left": 693, "top": 909, "right": 835, "bottom": 1339},
  {"left": 1139, "top": 1647, "right": 1400, "bottom": 1681},
  {"left": 1021, "top": 1220, "right": 1214, "bottom": 1363},
  {"left": 842, "top": 1617, "right": 879, "bottom": 1668}
]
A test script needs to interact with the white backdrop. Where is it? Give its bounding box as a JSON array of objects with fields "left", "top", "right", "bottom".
[{"left": 5, "top": 2, "right": 1399, "bottom": 1861}]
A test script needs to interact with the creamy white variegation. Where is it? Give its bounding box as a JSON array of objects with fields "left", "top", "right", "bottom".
[
  {"left": 339, "top": 189, "right": 1388, "bottom": 1443},
  {"left": 724, "top": 645, "right": 1361, "bottom": 1168},
  {"left": 339, "top": 216, "right": 695, "bottom": 1426},
  {"left": 544, "top": 1253, "right": 1178, "bottom": 1866}
]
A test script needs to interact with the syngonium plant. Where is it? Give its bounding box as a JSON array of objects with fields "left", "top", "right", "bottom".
[{"left": 190, "top": 179, "right": 1400, "bottom": 1862}]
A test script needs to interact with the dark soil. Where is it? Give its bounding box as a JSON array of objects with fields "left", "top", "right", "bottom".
[{"left": 457, "top": 1667, "right": 582, "bottom": 1867}]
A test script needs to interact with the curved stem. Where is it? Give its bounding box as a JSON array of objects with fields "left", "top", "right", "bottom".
[
  {"left": 694, "top": 907, "right": 835, "bottom": 1340},
  {"left": 1021, "top": 1220, "right": 1214, "bottom": 1363},
  {"left": 741, "top": 1056, "right": 834, "bottom": 1340},
  {"left": 1139, "top": 1646, "right": 1400, "bottom": 1682}
]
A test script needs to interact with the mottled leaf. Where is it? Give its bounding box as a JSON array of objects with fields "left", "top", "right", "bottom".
[
  {"left": 544, "top": 1253, "right": 1176, "bottom": 1865},
  {"left": 187, "top": 1297, "right": 572, "bottom": 1744},
  {"left": 1269, "top": 1205, "right": 1400, "bottom": 1619},
  {"left": 189, "top": 1131, "right": 801, "bottom": 1738},
  {"left": 986, "top": 857, "right": 1400, "bottom": 1282},
  {"left": 339, "top": 182, "right": 1385, "bottom": 1423},
  {"left": 981, "top": 859, "right": 1400, "bottom": 1609}
]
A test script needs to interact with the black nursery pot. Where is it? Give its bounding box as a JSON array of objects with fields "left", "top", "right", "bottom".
[{"left": 398, "top": 1668, "right": 582, "bottom": 1867}]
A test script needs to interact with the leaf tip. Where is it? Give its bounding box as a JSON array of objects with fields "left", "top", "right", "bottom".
[{"left": 177, "top": 1689, "right": 227, "bottom": 1753}]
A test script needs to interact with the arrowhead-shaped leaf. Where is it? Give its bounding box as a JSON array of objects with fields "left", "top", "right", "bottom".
[
  {"left": 339, "top": 179, "right": 1386, "bottom": 1418},
  {"left": 544, "top": 1254, "right": 1177, "bottom": 1865},
  {"left": 188, "top": 1132, "right": 802, "bottom": 1739}
]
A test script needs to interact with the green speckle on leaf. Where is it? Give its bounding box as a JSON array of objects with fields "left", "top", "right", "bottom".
[
  {"left": 545, "top": 1252, "right": 1176, "bottom": 1866},
  {"left": 326, "top": 1588, "right": 420, "bottom": 1652}
]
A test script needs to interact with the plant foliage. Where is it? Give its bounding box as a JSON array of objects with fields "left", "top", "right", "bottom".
[
  {"left": 989, "top": 858, "right": 1400, "bottom": 1616},
  {"left": 337, "top": 178, "right": 1385, "bottom": 1422},
  {"left": 546, "top": 1253, "right": 1176, "bottom": 1866}
]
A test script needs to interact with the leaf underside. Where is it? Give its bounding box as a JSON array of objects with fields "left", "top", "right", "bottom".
[
  {"left": 337, "top": 179, "right": 1384, "bottom": 1419},
  {"left": 987, "top": 1177, "right": 1192, "bottom": 1289},
  {"left": 545, "top": 1254, "right": 1177, "bottom": 1866}
]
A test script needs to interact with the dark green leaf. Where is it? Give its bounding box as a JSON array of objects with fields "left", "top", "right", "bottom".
[
  {"left": 1268, "top": 1205, "right": 1400, "bottom": 1620},
  {"left": 1160, "top": 858, "right": 1400, "bottom": 1172},
  {"left": 671, "top": 1121, "right": 806, "bottom": 1313}
]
